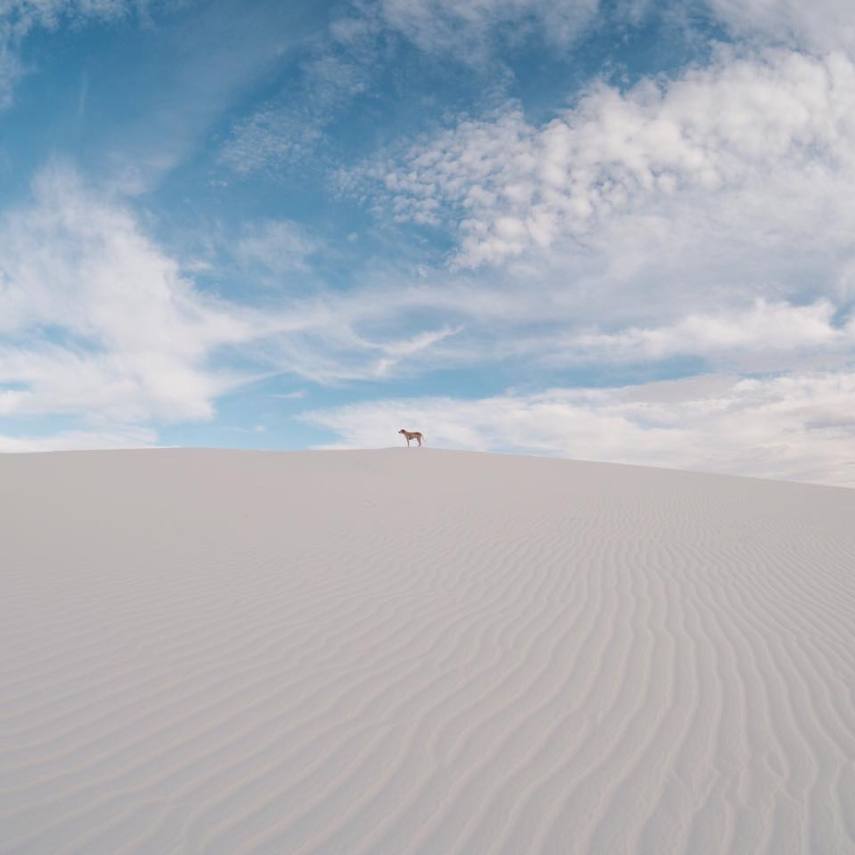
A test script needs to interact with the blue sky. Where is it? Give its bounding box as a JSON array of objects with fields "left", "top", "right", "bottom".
[{"left": 2, "top": 0, "right": 855, "bottom": 485}]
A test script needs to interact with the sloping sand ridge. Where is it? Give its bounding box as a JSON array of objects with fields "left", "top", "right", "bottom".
[{"left": 2, "top": 449, "right": 855, "bottom": 854}]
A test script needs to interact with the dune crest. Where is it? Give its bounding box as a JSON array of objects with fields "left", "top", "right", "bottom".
[{"left": 2, "top": 449, "right": 854, "bottom": 854}]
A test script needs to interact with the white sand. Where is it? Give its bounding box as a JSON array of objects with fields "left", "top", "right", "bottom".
[{"left": 1, "top": 448, "right": 854, "bottom": 854}]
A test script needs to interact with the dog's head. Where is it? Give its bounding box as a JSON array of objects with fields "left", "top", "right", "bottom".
[{"left": 398, "top": 429, "right": 406, "bottom": 434}]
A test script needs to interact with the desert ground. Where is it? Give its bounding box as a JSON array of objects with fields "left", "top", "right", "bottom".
[{"left": 1, "top": 448, "right": 854, "bottom": 854}]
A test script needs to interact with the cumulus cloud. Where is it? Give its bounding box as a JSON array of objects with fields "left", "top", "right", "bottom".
[
  {"left": 303, "top": 370, "right": 855, "bottom": 486},
  {"left": 709, "top": 0, "right": 855, "bottom": 54},
  {"left": 354, "top": 48, "right": 855, "bottom": 268}
]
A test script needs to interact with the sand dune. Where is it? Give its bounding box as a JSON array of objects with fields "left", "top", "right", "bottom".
[{"left": 1, "top": 449, "right": 854, "bottom": 854}]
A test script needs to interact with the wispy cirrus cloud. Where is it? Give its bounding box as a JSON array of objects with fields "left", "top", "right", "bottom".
[
  {"left": 0, "top": 0, "right": 142, "bottom": 108},
  {"left": 235, "top": 219, "right": 321, "bottom": 277},
  {"left": 0, "top": 164, "right": 254, "bottom": 423},
  {"left": 558, "top": 300, "right": 855, "bottom": 369},
  {"left": 0, "top": 164, "right": 464, "bottom": 442}
]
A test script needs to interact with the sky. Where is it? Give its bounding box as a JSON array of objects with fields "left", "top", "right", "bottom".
[{"left": 2, "top": 0, "right": 855, "bottom": 485}]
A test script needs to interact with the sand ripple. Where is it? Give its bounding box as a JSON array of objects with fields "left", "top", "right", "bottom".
[{"left": 1, "top": 449, "right": 854, "bottom": 854}]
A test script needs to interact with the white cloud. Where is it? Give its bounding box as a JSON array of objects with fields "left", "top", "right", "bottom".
[
  {"left": 6, "top": 1, "right": 855, "bottom": 477},
  {"left": 270, "top": 389, "right": 306, "bottom": 400},
  {"left": 709, "top": 0, "right": 855, "bottom": 53},
  {"left": 0, "top": 165, "right": 469, "bottom": 439},
  {"left": 0, "top": 165, "right": 255, "bottom": 424},
  {"left": 353, "top": 49, "right": 855, "bottom": 269},
  {"left": 252, "top": 297, "right": 463, "bottom": 384},
  {"left": 336, "top": 42, "right": 855, "bottom": 398},
  {"left": 236, "top": 219, "right": 320, "bottom": 276},
  {"left": 220, "top": 106, "right": 325, "bottom": 176},
  {"left": 0, "top": 0, "right": 138, "bottom": 108},
  {"left": 373, "top": 0, "right": 600, "bottom": 55},
  {"left": 223, "top": 0, "right": 600, "bottom": 174},
  {"left": 562, "top": 299, "right": 854, "bottom": 367},
  {"left": 303, "top": 370, "right": 855, "bottom": 486},
  {"left": 221, "top": 54, "right": 370, "bottom": 174},
  {"left": 0, "top": 2, "right": 305, "bottom": 189},
  {"left": 370, "top": 324, "right": 463, "bottom": 377},
  {"left": 248, "top": 272, "right": 855, "bottom": 387},
  {"left": 231, "top": 19, "right": 855, "bottom": 481}
]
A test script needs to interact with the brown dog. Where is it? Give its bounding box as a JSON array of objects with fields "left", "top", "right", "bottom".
[{"left": 398, "top": 429, "right": 423, "bottom": 447}]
